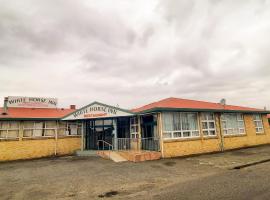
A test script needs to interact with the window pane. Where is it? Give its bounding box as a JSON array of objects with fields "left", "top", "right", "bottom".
[
  {"left": 59, "top": 122, "right": 67, "bottom": 128},
  {"left": 35, "top": 122, "right": 44, "bottom": 129},
  {"left": 163, "top": 132, "right": 172, "bottom": 138},
  {"left": 209, "top": 122, "right": 215, "bottom": 129},
  {"left": 44, "top": 129, "right": 55, "bottom": 136},
  {"left": 0, "top": 130, "right": 7, "bottom": 138},
  {"left": 208, "top": 113, "right": 214, "bottom": 120},
  {"left": 58, "top": 129, "right": 66, "bottom": 136},
  {"left": 173, "top": 112, "right": 181, "bottom": 131},
  {"left": 253, "top": 114, "right": 260, "bottom": 120},
  {"left": 192, "top": 131, "right": 199, "bottom": 137},
  {"left": 181, "top": 113, "right": 198, "bottom": 130},
  {"left": 183, "top": 131, "right": 191, "bottom": 137},
  {"left": 8, "top": 130, "right": 19, "bottom": 138},
  {"left": 203, "top": 130, "right": 209, "bottom": 136},
  {"left": 239, "top": 128, "right": 245, "bottom": 134},
  {"left": 46, "top": 121, "right": 57, "bottom": 128},
  {"left": 95, "top": 120, "right": 103, "bottom": 126},
  {"left": 181, "top": 113, "right": 189, "bottom": 130},
  {"left": 202, "top": 122, "right": 208, "bottom": 129},
  {"left": 33, "top": 129, "right": 43, "bottom": 137},
  {"left": 24, "top": 121, "right": 34, "bottom": 128},
  {"left": 238, "top": 121, "right": 244, "bottom": 128},
  {"left": 201, "top": 113, "right": 207, "bottom": 120},
  {"left": 209, "top": 130, "right": 216, "bottom": 136},
  {"left": 237, "top": 114, "right": 243, "bottom": 120},
  {"left": 104, "top": 119, "right": 113, "bottom": 125},
  {"left": 188, "top": 113, "right": 198, "bottom": 130},
  {"left": 23, "top": 130, "right": 32, "bottom": 137},
  {"left": 10, "top": 122, "right": 19, "bottom": 129},
  {"left": 173, "top": 132, "right": 182, "bottom": 138},
  {"left": 163, "top": 113, "right": 174, "bottom": 131}
]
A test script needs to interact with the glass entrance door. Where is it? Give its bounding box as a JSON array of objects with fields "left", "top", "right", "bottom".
[{"left": 85, "top": 119, "right": 114, "bottom": 150}]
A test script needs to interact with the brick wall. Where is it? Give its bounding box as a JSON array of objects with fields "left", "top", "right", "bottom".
[
  {"left": 0, "top": 137, "right": 81, "bottom": 162},
  {"left": 163, "top": 113, "right": 270, "bottom": 158}
]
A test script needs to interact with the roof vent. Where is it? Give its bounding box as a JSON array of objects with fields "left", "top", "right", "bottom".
[{"left": 220, "top": 98, "right": 226, "bottom": 106}]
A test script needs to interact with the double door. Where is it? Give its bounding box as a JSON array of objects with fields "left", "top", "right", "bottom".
[{"left": 85, "top": 120, "right": 114, "bottom": 150}]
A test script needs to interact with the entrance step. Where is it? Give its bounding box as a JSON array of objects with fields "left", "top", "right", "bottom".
[
  {"left": 97, "top": 150, "right": 162, "bottom": 162},
  {"left": 75, "top": 150, "right": 98, "bottom": 157},
  {"left": 118, "top": 151, "right": 162, "bottom": 162},
  {"left": 97, "top": 151, "right": 127, "bottom": 162}
]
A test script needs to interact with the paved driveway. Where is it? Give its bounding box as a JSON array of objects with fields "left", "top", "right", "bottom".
[{"left": 1, "top": 145, "right": 270, "bottom": 200}]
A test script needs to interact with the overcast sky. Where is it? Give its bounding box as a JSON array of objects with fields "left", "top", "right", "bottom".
[{"left": 0, "top": 0, "right": 270, "bottom": 109}]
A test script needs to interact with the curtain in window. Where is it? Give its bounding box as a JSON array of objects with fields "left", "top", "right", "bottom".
[
  {"left": 173, "top": 113, "right": 181, "bottom": 131},
  {"left": 163, "top": 113, "right": 173, "bottom": 131},
  {"left": 181, "top": 113, "right": 197, "bottom": 130}
]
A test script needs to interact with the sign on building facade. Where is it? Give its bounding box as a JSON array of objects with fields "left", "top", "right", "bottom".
[
  {"left": 7, "top": 96, "right": 58, "bottom": 108},
  {"left": 63, "top": 102, "right": 133, "bottom": 120}
]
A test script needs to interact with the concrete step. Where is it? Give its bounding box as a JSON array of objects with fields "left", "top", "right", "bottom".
[
  {"left": 97, "top": 151, "right": 127, "bottom": 162},
  {"left": 75, "top": 150, "right": 98, "bottom": 157}
]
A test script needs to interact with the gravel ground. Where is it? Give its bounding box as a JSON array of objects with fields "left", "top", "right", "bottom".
[{"left": 1, "top": 145, "right": 270, "bottom": 200}]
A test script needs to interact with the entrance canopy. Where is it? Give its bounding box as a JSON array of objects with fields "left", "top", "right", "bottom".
[{"left": 62, "top": 101, "right": 134, "bottom": 120}]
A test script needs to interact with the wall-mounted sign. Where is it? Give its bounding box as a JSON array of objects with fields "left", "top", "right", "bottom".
[
  {"left": 63, "top": 102, "right": 133, "bottom": 120},
  {"left": 7, "top": 96, "right": 58, "bottom": 108}
]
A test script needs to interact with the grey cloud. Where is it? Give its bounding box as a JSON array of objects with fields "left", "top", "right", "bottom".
[{"left": 0, "top": 0, "right": 270, "bottom": 109}]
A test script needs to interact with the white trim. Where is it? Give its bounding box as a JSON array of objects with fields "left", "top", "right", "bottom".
[{"left": 162, "top": 112, "right": 200, "bottom": 139}]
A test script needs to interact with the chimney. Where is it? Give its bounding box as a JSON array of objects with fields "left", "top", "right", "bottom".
[
  {"left": 2, "top": 97, "right": 8, "bottom": 115},
  {"left": 70, "top": 105, "right": 76, "bottom": 110}
]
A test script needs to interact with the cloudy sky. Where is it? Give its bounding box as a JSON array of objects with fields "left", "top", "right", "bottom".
[{"left": 0, "top": 0, "right": 270, "bottom": 109}]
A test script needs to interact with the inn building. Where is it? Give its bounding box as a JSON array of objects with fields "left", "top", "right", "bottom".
[{"left": 0, "top": 96, "right": 270, "bottom": 162}]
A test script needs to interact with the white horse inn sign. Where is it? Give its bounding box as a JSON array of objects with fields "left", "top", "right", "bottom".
[
  {"left": 7, "top": 96, "right": 58, "bottom": 108},
  {"left": 63, "top": 102, "right": 133, "bottom": 120}
]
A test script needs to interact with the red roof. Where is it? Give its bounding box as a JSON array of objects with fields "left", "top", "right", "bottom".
[
  {"left": 0, "top": 107, "right": 75, "bottom": 119},
  {"left": 267, "top": 114, "right": 270, "bottom": 118},
  {"left": 132, "top": 97, "right": 265, "bottom": 113}
]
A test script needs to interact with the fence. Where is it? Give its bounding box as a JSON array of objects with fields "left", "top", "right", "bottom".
[{"left": 112, "top": 137, "right": 160, "bottom": 152}]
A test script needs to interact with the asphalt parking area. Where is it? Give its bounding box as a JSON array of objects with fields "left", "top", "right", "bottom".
[{"left": 1, "top": 145, "right": 270, "bottom": 200}]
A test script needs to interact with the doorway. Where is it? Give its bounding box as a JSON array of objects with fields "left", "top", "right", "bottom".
[
  {"left": 141, "top": 115, "right": 159, "bottom": 151},
  {"left": 85, "top": 119, "right": 114, "bottom": 150}
]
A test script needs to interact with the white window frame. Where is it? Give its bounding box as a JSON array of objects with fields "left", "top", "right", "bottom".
[
  {"left": 23, "top": 121, "right": 56, "bottom": 138},
  {"left": 221, "top": 113, "right": 245, "bottom": 135},
  {"left": 201, "top": 113, "right": 217, "bottom": 137},
  {"left": 253, "top": 114, "right": 264, "bottom": 134},
  {"left": 0, "top": 121, "right": 20, "bottom": 140},
  {"left": 163, "top": 112, "right": 200, "bottom": 139},
  {"left": 130, "top": 117, "right": 139, "bottom": 139},
  {"left": 65, "top": 122, "right": 82, "bottom": 136}
]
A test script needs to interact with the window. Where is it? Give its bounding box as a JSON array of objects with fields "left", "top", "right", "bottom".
[
  {"left": 162, "top": 112, "right": 200, "bottom": 139},
  {"left": 23, "top": 121, "right": 56, "bottom": 138},
  {"left": 23, "top": 121, "right": 82, "bottom": 138},
  {"left": 253, "top": 114, "right": 264, "bottom": 133},
  {"left": 201, "top": 113, "right": 216, "bottom": 136},
  {"left": 0, "top": 121, "right": 19, "bottom": 140},
  {"left": 130, "top": 117, "right": 139, "bottom": 138},
  {"left": 221, "top": 113, "right": 245, "bottom": 135},
  {"left": 66, "top": 122, "right": 82, "bottom": 136}
]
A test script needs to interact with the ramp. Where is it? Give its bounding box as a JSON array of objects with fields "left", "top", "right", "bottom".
[{"left": 97, "top": 151, "right": 127, "bottom": 162}]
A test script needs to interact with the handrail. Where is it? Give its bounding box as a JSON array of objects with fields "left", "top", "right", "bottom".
[{"left": 97, "top": 140, "right": 113, "bottom": 150}]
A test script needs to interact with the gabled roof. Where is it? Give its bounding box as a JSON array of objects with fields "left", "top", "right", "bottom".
[
  {"left": 132, "top": 97, "right": 269, "bottom": 114},
  {"left": 0, "top": 107, "right": 75, "bottom": 120},
  {"left": 62, "top": 101, "right": 134, "bottom": 120}
]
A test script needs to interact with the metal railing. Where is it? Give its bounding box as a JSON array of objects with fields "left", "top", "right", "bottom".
[
  {"left": 97, "top": 140, "right": 113, "bottom": 150},
  {"left": 113, "top": 137, "right": 160, "bottom": 152},
  {"left": 141, "top": 137, "right": 160, "bottom": 151}
]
